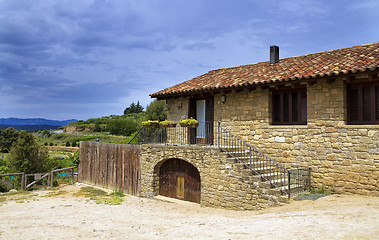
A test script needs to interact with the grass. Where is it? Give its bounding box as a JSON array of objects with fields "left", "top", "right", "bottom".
[
  {"left": 0, "top": 190, "right": 37, "bottom": 204},
  {"left": 34, "top": 132, "right": 128, "bottom": 147},
  {"left": 0, "top": 185, "right": 125, "bottom": 206},
  {"left": 75, "top": 186, "right": 125, "bottom": 205},
  {"left": 310, "top": 184, "right": 335, "bottom": 195},
  {"left": 0, "top": 187, "right": 69, "bottom": 205},
  {"left": 42, "top": 190, "right": 67, "bottom": 198}
]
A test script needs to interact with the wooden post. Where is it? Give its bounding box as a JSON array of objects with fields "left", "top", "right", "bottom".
[
  {"left": 21, "top": 173, "right": 25, "bottom": 190},
  {"left": 71, "top": 168, "right": 74, "bottom": 184},
  {"left": 50, "top": 171, "right": 53, "bottom": 188}
]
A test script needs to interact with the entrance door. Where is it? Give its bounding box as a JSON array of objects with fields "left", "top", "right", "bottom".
[
  {"left": 189, "top": 97, "right": 214, "bottom": 144},
  {"left": 159, "top": 158, "right": 201, "bottom": 203},
  {"left": 196, "top": 100, "right": 206, "bottom": 142}
]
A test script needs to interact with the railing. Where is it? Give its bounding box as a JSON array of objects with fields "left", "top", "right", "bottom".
[
  {"left": 132, "top": 121, "right": 311, "bottom": 198},
  {"left": 217, "top": 124, "right": 290, "bottom": 196},
  {"left": 0, "top": 167, "right": 77, "bottom": 191},
  {"left": 0, "top": 172, "right": 26, "bottom": 190},
  {"left": 288, "top": 167, "right": 312, "bottom": 196},
  {"left": 135, "top": 121, "right": 217, "bottom": 145}
]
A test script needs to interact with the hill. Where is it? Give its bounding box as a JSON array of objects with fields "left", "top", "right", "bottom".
[
  {"left": 0, "top": 118, "right": 77, "bottom": 126},
  {"left": 0, "top": 124, "right": 62, "bottom": 131}
]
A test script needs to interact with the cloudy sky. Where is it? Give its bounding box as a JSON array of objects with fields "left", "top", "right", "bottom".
[{"left": 0, "top": 0, "right": 378, "bottom": 120}]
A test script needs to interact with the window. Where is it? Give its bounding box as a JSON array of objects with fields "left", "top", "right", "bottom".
[
  {"left": 272, "top": 89, "right": 307, "bottom": 125},
  {"left": 347, "top": 82, "right": 379, "bottom": 124}
]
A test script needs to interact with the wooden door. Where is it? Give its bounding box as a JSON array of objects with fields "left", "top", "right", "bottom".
[
  {"left": 205, "top": 98, "right": 214, "bottom": 145},
  {"left": 159, "top": 158, "right": 201, "bottom": 203},
  {"left": 177, "top": 176, "right": 184, "bottom": 198},
  {"left": 188, "top": 97, "right": 214, "bottom": 145}
]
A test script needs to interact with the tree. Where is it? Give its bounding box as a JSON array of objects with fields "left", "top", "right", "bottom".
[
  {"left": 0, "top": 127, "right": 20, "bottom": 153},
  {"left": 106, "top": 118, "right": 138, "bottom": 136},
  {"left": 124, "top": 101, "right": 144, "bottom": 115},
  {"left": 8, "top": 132, "right": 50, "bottom": 174},
  {"left": 39, "top": 129, "right": 51, "bottom": 138},
  {"left": 145, "top": 100, "right": 167, "bottom": 121}
]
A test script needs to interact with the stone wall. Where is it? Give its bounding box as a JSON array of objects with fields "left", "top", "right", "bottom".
[
  {"left": 165, "top": 72, "right": 379, "bottom": 196},
  {"left": 140, "top": 144, "right": 286, "bottom": 210}
]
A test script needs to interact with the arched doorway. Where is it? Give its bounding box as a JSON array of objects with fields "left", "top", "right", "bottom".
[{"left": 159, "top": 158, "right": 201, "bottom": 203}]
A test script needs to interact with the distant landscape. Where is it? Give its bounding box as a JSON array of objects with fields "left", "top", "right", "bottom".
[
  {"left": 0, "top": 101, "right": 164, "bottom": 188},
  {"left": 0, "top": 118, "right": 78, "bottom": 130}
]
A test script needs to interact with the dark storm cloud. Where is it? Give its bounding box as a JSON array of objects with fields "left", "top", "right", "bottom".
[{"left": 0, "top": 0, "right": 378, "bottom": 119}]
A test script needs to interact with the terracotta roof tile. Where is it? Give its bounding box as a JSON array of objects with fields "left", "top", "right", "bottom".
[{"left": 151, "top": 42, "right": 379, "bottom": 98}]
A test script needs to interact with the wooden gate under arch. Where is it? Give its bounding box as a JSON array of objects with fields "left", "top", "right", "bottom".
[{"left": 159, "top": 158, "right": 201, "bottom": 203}]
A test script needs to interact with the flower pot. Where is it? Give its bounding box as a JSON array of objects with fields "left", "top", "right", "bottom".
[
  {"left": 143, "top": 123, "right": 159, "bottom": 128},
  {"left": 180, "top": 122, "right": 199, "bottom": 128},
  {"left": 160, "top": 123, "right": 177, "bottom": 128}
]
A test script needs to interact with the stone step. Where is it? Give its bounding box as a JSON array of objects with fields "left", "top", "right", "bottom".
[
  {"left": 219, "top": 146, "right": 245, "bottom": 151},
  {"left": 226, "top": 157, "right": 268, "bottom": 166},
  {"left": 233, "top": 162, "right": 281, "bottom": 175},
  {"left": 260, "top": 172, "right": 287, "bottom": 181},
  {"left": 268, "top": 178, "right": 288, "bottom": 188},
  {"left": 226, "top": 151, "right": 261, "bottom": 158}
]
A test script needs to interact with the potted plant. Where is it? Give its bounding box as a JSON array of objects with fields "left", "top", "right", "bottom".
[
  {"left": 179, "top": 118, "right": 199, "bottom": 128},
  {"left": 159, "top": 120, "right": 176, "bottom": 128},
  {"left": 141, "top": 120, "right": 159, "bottom": 128}
]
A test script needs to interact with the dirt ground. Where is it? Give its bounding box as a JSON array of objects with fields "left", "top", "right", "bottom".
[{"left": 1, "top": 183, "right": 378, "bottom": 240}]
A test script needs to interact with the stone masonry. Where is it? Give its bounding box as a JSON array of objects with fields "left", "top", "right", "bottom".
[
  {"left": 165, "top": 73, "right": 379, "bottom": 196},
  {"left": 140, "top": 144, "right": 287, "bottom": 210}
]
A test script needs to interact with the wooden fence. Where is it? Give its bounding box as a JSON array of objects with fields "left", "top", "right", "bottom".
[
  {"left": 0, "top": 166, "right": 76, "bottom": 190},
  {"left": 79, "top": 142, "right": 141, "bottom": 196}
]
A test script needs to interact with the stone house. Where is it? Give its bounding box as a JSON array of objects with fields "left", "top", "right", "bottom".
[{"left": 139, "top": 42, "right": 379, "bottom": 210}]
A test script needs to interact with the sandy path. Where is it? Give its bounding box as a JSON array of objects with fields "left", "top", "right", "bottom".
[{"left": 1, "top": 184, "right": 378, "bottom": 240}]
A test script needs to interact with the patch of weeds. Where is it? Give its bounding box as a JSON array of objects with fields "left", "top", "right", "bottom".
[
  {"left": 75, "top": 186, "right": 107, "bottom": 197},
  {"left": 43, "top": 190, "right": 67, "bottom": 198},
  {"left": 95, "top": 196, "right": 124, "bottom": 205},
  {"left": 75, "top": 186, "right": 124, "bottom": 205},
  {"left": 310, "top": 184, "right": 335, "bottom": 195},
  {"left": 111, "top": 189, "right": 125, "bottom": 197},
  {"left": 2, "top": 190, "right": 40, "bottom": 204}
]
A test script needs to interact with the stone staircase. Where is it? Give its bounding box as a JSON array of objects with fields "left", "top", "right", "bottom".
[
  {"left": 217, "top": 126, "right": 311, "bottom": 202},
  {"left": 220, "top": 149, "right": 287, "bottom": 204}
]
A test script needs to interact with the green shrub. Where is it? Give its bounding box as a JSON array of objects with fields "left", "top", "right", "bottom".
[
  {"left": 144, "top": 99, "right": 167, "bottom": 121},
  {"left": 141, "top": 120, "right": 159, "bottom": 127},
  {"left": 49, "top": 142, "right": 54, "bottom": 146},
  {"left": 8, "top": 132, "right": 50, "bottom": 174},
  {"left": 68, "top": 152, "right": 80, "bottom": 166},
  {"left": 65, "top": 141, "right": 70, "bottom": 147},
  {"left": 106, "top": 119, "right": 138, "bottom": 136},
  {"left": 71, "top": 142, "right": 77, "bottom": 147}
]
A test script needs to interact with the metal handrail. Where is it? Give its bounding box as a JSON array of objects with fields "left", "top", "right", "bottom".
[
  {"left": 136, "top": 121, "right": 216, "bottom": 145},
  {"left": 217, "top": 123, "right": 291, "bottom": 197},
  {"left": 127, "top": 128, "right": 143, "bottom": 144}
]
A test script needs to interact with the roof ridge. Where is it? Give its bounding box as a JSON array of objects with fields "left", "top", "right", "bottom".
[
  {"left": 208, "top": 42, "right": 379, "bottom": 73},
  {"left": 151, "top": 42, "right": 379, "bottom": 98}
]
